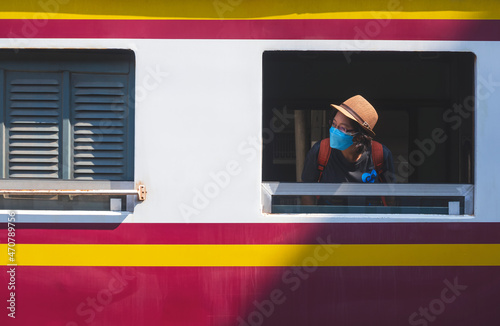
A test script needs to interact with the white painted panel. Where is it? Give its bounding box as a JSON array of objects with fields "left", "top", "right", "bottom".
[{"left": 0, "top": 38, "right": 498, "bottom": 223}]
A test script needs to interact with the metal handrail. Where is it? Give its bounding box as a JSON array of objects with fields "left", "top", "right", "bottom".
[{"left": 0, "top": 184, "right": 146, "bottom": 201}]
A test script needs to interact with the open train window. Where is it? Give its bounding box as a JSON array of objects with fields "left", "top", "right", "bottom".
[
  {"left": 262, "top": 51, "right": 475, "bottom": 215},
  {"left": 0, "top": 49, "right": 139, "bottom": 211}
]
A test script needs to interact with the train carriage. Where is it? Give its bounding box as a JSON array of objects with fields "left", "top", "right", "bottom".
[{"left": 1, "top": 1, "right": 500, "bottom": 325}]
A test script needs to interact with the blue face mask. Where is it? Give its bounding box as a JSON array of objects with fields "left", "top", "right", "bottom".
[{"left": 329, "top": 126, "right": 353, "bottom": 150}]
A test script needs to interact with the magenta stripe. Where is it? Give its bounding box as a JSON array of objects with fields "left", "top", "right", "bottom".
[
  {"left": 4, "top": 223, "right": 500, "bottom": 245},
  {"left": 0, "top": 19, "right": 499, "bottom": 40},
  {"left": 1, "top": 266, "right": 499, "bottom": 326}
]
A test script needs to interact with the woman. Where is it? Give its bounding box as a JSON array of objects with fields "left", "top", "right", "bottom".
[{"left": 301, "top": 95, "right": 394, "bottom": 184}]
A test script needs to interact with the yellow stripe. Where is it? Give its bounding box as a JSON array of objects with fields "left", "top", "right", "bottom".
[
  {"left": 2, "top": 244, "right": 500, "bottom": 267},
  {"left": 0, "top": 11, "right": 493, "bottom": 21},
  {"left": 0, "top": 0, "right": 499, "bottom": 20}
]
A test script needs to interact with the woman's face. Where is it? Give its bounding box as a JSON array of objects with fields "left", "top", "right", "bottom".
[{"left": 332, "top": 111, "right": 356, "bottom": 134}]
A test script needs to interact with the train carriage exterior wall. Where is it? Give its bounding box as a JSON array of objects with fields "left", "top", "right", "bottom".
[{"left": 1, "top": 1, "right": 500, "bottom": 325}]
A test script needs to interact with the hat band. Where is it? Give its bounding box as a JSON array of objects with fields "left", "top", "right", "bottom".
[{"left": 339, "top": 103, "right": 372, "bottom": 132}]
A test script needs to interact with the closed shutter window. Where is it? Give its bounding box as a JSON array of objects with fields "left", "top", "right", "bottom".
[{"left": 0, "top": 49, "right": 134, "bottom": 181}]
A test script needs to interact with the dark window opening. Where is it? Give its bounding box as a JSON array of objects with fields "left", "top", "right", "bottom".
[{"left": 262, "top": 51, "right": 475, "bottom": 185}]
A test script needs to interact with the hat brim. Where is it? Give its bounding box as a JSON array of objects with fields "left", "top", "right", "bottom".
[{"left": 330, "top": 104, "right": 376, "bottom": 137}]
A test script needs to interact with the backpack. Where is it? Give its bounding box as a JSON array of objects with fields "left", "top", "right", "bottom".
[{"left": 316, "top": 138, "right": 387, "bottom": 205}]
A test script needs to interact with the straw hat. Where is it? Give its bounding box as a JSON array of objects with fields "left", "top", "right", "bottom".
[{"left": 330, "top": 95, "right": 378, "bottom": 137}]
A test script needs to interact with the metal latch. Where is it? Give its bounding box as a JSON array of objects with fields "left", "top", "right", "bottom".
[{"left": 137, "top": 184, "right": 146, "bottom": 201}]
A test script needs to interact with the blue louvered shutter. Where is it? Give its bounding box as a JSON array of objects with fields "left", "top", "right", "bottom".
[
  {"left": 71, "top": 73, "right": 131, "bottom": 180},
  {"left": 1, "top": 50, "right": 134, "bottom": 182},
  {"left": 5, "top": 72, "right": 62, "bottom": 179}
]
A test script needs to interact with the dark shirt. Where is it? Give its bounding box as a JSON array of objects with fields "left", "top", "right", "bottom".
[{"left": 301, "top": 140, "right": 395, "bottom": 183}]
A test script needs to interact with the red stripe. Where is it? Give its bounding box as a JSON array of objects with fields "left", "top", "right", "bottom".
[
  {"left": 1, "top": 266, "right": 499, "bottom": 325},
  {"left": 4, "top": 223, "right": 500, "bottom": 245},
  {"left": 0, "top": 19, "right": 500, "bottom": 40}
]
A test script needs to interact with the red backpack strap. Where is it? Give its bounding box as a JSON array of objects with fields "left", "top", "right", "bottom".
[
  {"left": 371, "top": 140, "right": 384, "bottom": 180},
  {"left": 317, "top": 138, "right": 331, "bottom": 182},
  {"left": 371, "top": 140, "right": 388, "bottom": 206}
]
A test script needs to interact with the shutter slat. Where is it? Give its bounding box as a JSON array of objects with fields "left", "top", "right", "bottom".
[
  {"left": 74, "top": 136, "right": 124, "bottom": 143},
  {"left": 72, "top": 74, "right": 129, "bottom": 180},
  {"left": 10, "top": 149, "right": 59, "bottom": 155},
  {"left": 11, "top": 94, "right": 60, "bottom": 101},
  {"left": 11, "top": 86, "right": 59, "bottom": 93},
  {"left": 74, "top": 81, "right": 124, "bottom": 88},
  {"left": 76, "top": 98, "right": 125, "bottom": 104},
  {"left": 74, "top": 160, "right": 124, "bottom": 166},
  {"left": 9, "top": 141, "right": 59, "bottom": 147},
  {"left": 74, "top": 167, "right": 124, "bottom": 174},
  {"left": 11, "top": 126, "right": 59, "bottom": 132},
  {"left": 7, "top": 72, "right": 61, "bottom": 179},
  {"left": 75, "top": 121, "right": 124, "bottom": 127},
  {"left": 74, "top": 129, "right": 124, "bottom": 135},
  {"left": 11, "top": 117, "right": 59, "bottom": 124},
  {"left": 74, "top": 104, "right": 125, "bottom": 111},
  {"left": 74, "top": 152, "right": 124, "bottom": 158},
  {"left": 10, "top": 165, "right": 59, "bottom": 171},
  {"left": 74, "top": 144, "right": 124, "bottom": 150},
  {"left": 74, "top": 112, "right": 125, "bottom": 119},
  {"left": 11, "top": 79, "right": 59, "bottom": 85},
  {"left": 10, "top": 134, "right": 59, "bottom": 140},
  {"left": 75, "top": 89, "right": 125, "bottom": 96},
  {"left": 10, "top": 157, "right": 59, "bottom": 163},
  {"left": 9, "top": 109, "right": 60, "bottom": 116},
  {"left": 10, "top": 102, "right": 60, "bottom": 109}
]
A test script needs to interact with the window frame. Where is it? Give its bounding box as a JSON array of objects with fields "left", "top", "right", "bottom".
[
  {"left": 261, "top": 50, "right": 476, "bottom": 217},
  {"left": 0, "top": 49, "right": 139, "bottom": 212}
]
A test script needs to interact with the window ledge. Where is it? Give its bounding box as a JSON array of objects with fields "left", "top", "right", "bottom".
[{"left": 262, "top": 182, "right": 474, "bottom": 216}]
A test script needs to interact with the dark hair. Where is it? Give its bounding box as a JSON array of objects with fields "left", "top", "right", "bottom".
[{"left": 351, "top": 122, "right": 373, "bottom": 154}]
